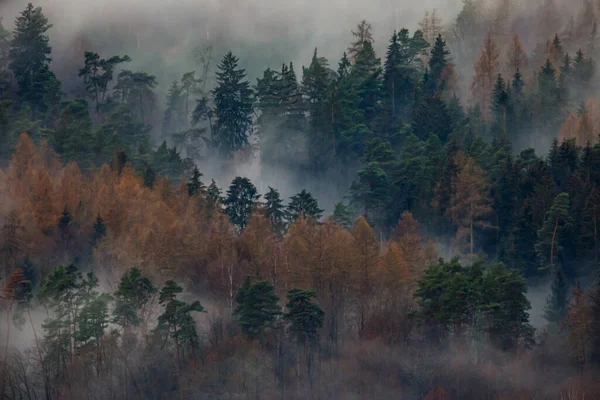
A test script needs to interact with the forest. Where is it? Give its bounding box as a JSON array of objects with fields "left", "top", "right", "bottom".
[{"left": 1, "top": 0, "right": 600, "bottom": 399}]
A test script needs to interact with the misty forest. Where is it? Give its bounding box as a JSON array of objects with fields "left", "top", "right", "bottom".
[{"left": 3, "top": 0, "right": 600, "bottom": 398}]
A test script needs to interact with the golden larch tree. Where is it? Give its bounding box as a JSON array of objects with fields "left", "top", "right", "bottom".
[
  {"left": 447, "top": 157, "right": 492, "bottom": 258},
  {"left": 472, "top": 32, "right": 500, "bottom": 118},
  {"left": 351, "top": 216, "right": 380, "bottom": 339}
]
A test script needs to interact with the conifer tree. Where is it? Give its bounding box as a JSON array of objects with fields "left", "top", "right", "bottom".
[
  {"left": 263, "top": 186, "right": 286, "bottom": 237},
  {"left": 162, "top": 81, "right": 186, "bottom": 138},
  {"left": 112, "top": 267, "right": 156, "bottom": 329},
  {"left": 535, "top": 192, "right": 573, "bottom": 270},
  {"left": 331, "top": 202, "right": 353, "bottom": 229},
  {"left": 206, "top": 179, "right": 222, "bottom": 211},
  {"left": 234, "top": 277, "right": 281, "bottom": 340},
  {"left": 10, "top": 3, "right": 61, "bottom": 119},
  {"left": 287, "top": 189, "right": 324, "bottom": 222},
  {"left": 223, "top": 177, "right": 260, "bottom": 231},
  {"left": 78, "top": 51, "right": 131, "bottom": 114},
  {"left": 213, "top": 51, "right": 253, "bottom": 156},
  {"left": 447, "top": 157, "right": 492, "bottom": 256},
  {"left": 348, "top": 20, "right": 374, "bottom": 61},
  {"left": 543, "top": 266, "right": 569, "bottom": 331},
  {"left": 284, "top": 288, "right": 324, "bottom": 395},
  {"left": 481, "top": 263, "right": 535, "bottom": 351},
  {"left": 427, "top": 34, "right": 450, "bottom": 94},
  {"left": 565, "top": 283, "right": 591, "bottom": 370},
  {"left": 186, "top": 166, "right": 206, "bottom": 197},
  {"left": 156, "top": 279, "right": 204, "bottom": 361},
  {"left": 472, "top": 33, "right": 500, "bottom": 116},
  {"left": 90, "top": 215, "right": 106, "bottom": 246}
]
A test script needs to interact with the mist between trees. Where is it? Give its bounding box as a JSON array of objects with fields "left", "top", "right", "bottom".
[{"left": 2, "top": 0, "right": 600, "bottom": 399}]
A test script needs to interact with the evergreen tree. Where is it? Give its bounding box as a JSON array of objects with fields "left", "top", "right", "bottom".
[
  {"left": 543, "top": 266, "right": 569, "bottom": 331},
  {"left": 331, "top": 201, "right": 353, "bottom": 229},
  {"left": 234, "top": 277, "right": 281, "bottom": 340},
  {"left": 9, "top": 3, "right": 61, "bottom": 119},
  {"left": 490, "top": 74, "right": 513, "bottom": 143},
  {"left": 206, "top": 179, "right": 222, "bottom": 210},
  {"left": 90, "top": 215, "right": 106, "bottom": 246},
  {"left": 156, "top": 280, "right": 205, "bottom": 360},
  {"left": 162, "top": 81, "right": 186, "bottom": 138},
  {"left": 480, "top": 263, "right": 535, "bottom": 351},
  {"left": 284, "top": 288, "right": 324, "bottom": 395},
  {"left": 113, "top": 267, "right": 156, "bottom": 329},
  {"left": 287, "top": 189, "right": 324, "bottom": 222},
  {"left": 535, "top": 192, "right": 574, "bottom": 271},
  {"left": 263, "top": 186, "right": 286, "bottom": 237},
  {"left": 412, "top": 95, "right": 453, "bottom": 142},
  {"left": 212, "top": 52, "right": 254, "bottom": 156},
  {"left": 223, "top": 177, "right": 260, "bottom": 231},
  {"left": 426, "top": 34, "right": 450, "bottom": 94},
  {"left": 351, "top": 40, "right": 382, "bottom": 124},
  {"left": 302, "top": 49, "right": 334, "bottom": 173},
  {"left": 78, "top": 51, "right": 131, "bottom": 114},
  {"left": 186, "top": 166, "right": 206, "bottom": 197},
  {"left": 52, "top": 99, "right": 94, "bottom": 168},
  {"left": 113, "top": 70, "right": 158, "bottom": 124}
]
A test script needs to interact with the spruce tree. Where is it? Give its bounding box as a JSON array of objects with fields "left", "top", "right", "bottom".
[
  {"left": 426, "top": 34, "right": 450, "bottom": 94},
  {"left": 223, "top": 177, "right": 260, "bottom": 231},
  {"left": 90, "top": 215, "right": 106, "bottom": 246},
  {"left": 187, "top": 166, "right": 206, "bottom": 197},
  {"left": 9, "top": 3, "right": 61, "bottom": 119},
  {"left": 212, "top": 52, "right": 254, "bottom": 156},
  {"left": 263, "top": 186, "right": 286, "bottom": 237},
  {"left": 287, "top": 189, "right": 324, "bottom": 222}
]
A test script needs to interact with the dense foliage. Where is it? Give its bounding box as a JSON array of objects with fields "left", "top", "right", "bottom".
[{"left": 2, "top": 1, "right": 600, "bottom": 399}]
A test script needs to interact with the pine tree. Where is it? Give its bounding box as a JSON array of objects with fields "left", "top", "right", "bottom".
[
  {"left": 535, "top": 192, "right": 574, "bottom": 270},
  {"left": 543, "top": 266, "right": 569, "bottom": 331},
  {"left": 78, "top": 51, "right": 131, "bottom": 115},
  {"left": 223, "top": 177, "right": 260, "bottom": 231},
  {"left": 156, "top": 280, "right": 205, "bottom": 360},
  {"left": 212, "top": 52, "right": 254, "bottom": 156},
  {"left": 481, "top": 263, "right": 535, "bottom": 351},
  {"left": 234, "top": 277, "right": 281, "bottom": 340},
  {"left": 287, "top": 189, "right": 324, "bottom": 222},
  {"left": 113, "top": 70, "right": 158, "bottom": 124},
  {"left": 9, "top": 3, "right": 61, "bottom": 119},
  {"left": 112, "top": 267, "right": 156, "bottom": 329}
]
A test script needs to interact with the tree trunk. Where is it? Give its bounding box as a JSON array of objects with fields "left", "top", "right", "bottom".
[
  {"left": 28, "top": 305, "right": 51, "bottom": 400},
  {"left": 0, "top": 300, "right": 13, "bottom": 400},
  {"left": 550, "top": 217, "right": 559, "bottom": 267}
]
